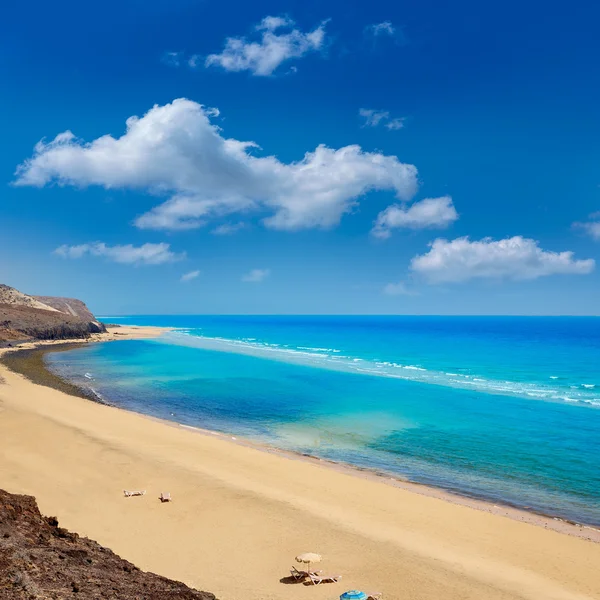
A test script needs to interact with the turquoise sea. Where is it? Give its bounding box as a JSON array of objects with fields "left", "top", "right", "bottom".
[{"left": 46, "top": 316, "right": 600, "bottom": 525}]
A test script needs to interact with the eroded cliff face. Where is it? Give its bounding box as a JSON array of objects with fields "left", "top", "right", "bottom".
[
  {"left": 0, "top": 284, "right": 106, "bottom": 342},
  {"left": 0, "top": 489, "right": 217, "bottom": 600}
]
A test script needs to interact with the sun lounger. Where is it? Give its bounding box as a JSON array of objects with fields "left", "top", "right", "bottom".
[
  {"left": 290, "top": 566, "right": 307, "bottom": 580},
  {"left": 159, "top": 492, "right": 172, "bottom": 502},
  {"left": 308, "top": 572, "right": 342, "bottom": 585},
  {"left": 123, "top": 490, "right": 146, "bottom": 497},
  {"left": 290, "top": 566, "right": 322, "bottom": 580},
  {"left": 367, "top": 593, "right": 383, "bottom": 600}
]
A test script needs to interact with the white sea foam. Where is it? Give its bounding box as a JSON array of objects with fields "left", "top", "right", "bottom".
[{"left": 157, "top": 331, "right": 600, "bottom": 409}]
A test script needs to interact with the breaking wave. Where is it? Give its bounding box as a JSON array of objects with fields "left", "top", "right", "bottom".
[{"left": 158, "top": 331, "right": 600, "bottom": 408}]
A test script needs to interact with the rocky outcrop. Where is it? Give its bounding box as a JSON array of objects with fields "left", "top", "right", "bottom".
[
  {"left": 34, "top": 296, "right": 98, "bottom": 322},
  {"left": 0, "top": 489, "right": 217, "bottom": 599},
  {"left": 0, "top": 285, "right": 59, "bottom": 313},
  {"left": 0, "top": 284, "right": 106, "bottom": 343}
]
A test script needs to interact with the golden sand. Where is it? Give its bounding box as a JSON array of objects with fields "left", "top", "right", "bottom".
[{"left": 0, "top": 327, "right": 598, "bottom": 600}]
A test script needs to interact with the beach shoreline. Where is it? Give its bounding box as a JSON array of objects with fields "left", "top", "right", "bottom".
[
  {"left": 1, "top": 326, "right": 600, "bottom": 599},
  {"left": 1, "top": 326, "right": 598, "bottom": 542}
]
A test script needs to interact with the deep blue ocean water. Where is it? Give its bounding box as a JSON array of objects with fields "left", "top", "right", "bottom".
[{"left": 46, "top": 316, "right": 600, "bottom": 525}]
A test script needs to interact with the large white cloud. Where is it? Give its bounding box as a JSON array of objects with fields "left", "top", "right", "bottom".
[
  {"left": 411, "top": 236, "right": 595, "bottom": 283},
  {"left": 54, "top": 242, "right": 184, "bottom": 266},
  {"left": 15, "top": 99, "right": 419, "bottom": 232},
  {"left": 372, "top": 196, "right": 458, "bottom": 238},
  {"left": 205, "top": 16, "right": 327, "bottom": 76}
]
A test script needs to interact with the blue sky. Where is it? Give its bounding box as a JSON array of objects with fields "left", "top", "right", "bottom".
[{"left": 2, "top": 0, "right": 600, "bottom": 315}]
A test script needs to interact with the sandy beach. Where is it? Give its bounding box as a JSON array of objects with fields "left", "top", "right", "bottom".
[{"left": 1, "top": 328, "right": 599, "bottom": 600}]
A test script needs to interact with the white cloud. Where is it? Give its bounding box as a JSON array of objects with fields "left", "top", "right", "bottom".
[
  {"left": 205, "top": 15, "right": 327, "bottom": 76},
  {"left": 372, "top": 196, "right": 458, "bottom": 238},
  {"left": 410, "top": 236, "right": 595, "bottom": 283},
  {"left": 359, "top": 109, "right": 404, "bottom": 131},
  {"left": 573, "top": 212, "right": 600, "bottom": 240},
  {"left": 367, "top": 21, "right": 395, "bottom": 37},
  {"left": 359, "top": 108, "right": 389, "bottom": 127},
  {"left": 15, "top": 99, "right": 419, "bottom": 232},
  {"left": 242, "top": 268, "right": 270, "bottom": 283},
  {"left": 180, "top": 269, "right": 200, "bottom": 282},
  {"left": 383, "top": 281, "right": 417, "bottom": 296},
  {"left": 54, "top": 242, "right": 185, "bottom": 266},
  {"left": 211, "top": 222, "right": 247, "bottom": 235},
  {"left": 385, "top": 118, "right": 405, "bottom": 130}
]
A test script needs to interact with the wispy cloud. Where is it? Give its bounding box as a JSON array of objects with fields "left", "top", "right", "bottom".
[
  {"left": 204, "top": 15, "right": 328, "bottom": 76},
  {"left": 242, "top": 268, "right": 270, "bottom": 283},
  {"left": 16, "top": 99, "right": 419, "bottom": 233},
  {"left": 162, "top": 51, "right": 183, "bottom": 67},
  {"left": 573, "top": 212, "right": 600, "bottom": 240},
  {"left": 383, "top": 281, "right": 418, "bottom": 296},
  {"left": 211, "top": 222, "right": 247, "bottom": 235},
  {"left": 385, "top": 118, "right": 405, "bottom": 130},
  {"left": 359, "top": 108, "right": 405, "bottom": 131},
  {"left": 359, "top": 108, "right": 389, "bottom": 127},
  {"left": 54, "top": 242, "right": 185, "bottom": 266},
  {"left": 372, "top": 196, "right": 458, "bottom": 239},
  {"left": 180, "top": 269, "right": 200, "bottom": 282},
  {"left": 366, "top": 21, "right": 395, "bottom": 37},
  {"left": 410, "top": 237, "right": 594, "bottom": 283}
]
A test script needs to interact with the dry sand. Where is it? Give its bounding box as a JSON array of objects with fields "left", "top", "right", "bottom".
[{"left": 0, "top": 327, "right": 599, "bottom": 600}]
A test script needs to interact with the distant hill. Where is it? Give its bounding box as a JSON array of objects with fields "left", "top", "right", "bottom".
[
  {"left": 0, "top": 284, "right": 60, "bottom": 312},
  {"left": 34, "top": 295, "right": 97, "bottom": 321},
  {"left": 0, "top": 284, "right": 106, "bottom": 343}
]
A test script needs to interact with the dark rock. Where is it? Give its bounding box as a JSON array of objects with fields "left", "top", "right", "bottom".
[{"left": 0, "top": 489, "right": 217, "bottom": 599}]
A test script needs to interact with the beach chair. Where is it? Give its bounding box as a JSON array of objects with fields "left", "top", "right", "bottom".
[
  {"left": 123, "top": 490, "right": 146, "bottom": 497},
  {"left": 290, "top": 566, "right": 322, "bottom": 581},
  {"left": 159, "top": 492, "right": 172, "bottom": 503},
  {"left": 290, "top": 566, "right": 308, "bottom": 580},
  {"left": 367, "top": 593, "right": 383, "bottom": 600},
  {"left": 308, "top": 572, "right": 342, "bottom": 585}
]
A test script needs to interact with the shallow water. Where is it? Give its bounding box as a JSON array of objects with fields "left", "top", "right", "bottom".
[{"left": 48, "top": 316, "right": 600, "bottom": 525}]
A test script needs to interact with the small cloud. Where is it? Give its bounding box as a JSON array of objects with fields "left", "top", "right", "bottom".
[
  {"left": 180, "top": 269, "right": 200, "bottom": 282},
  {"left": 573, "top": 212, "right": 600, "bottom": 240},
  {"left": 242, "top": 268, "right": 270, "bottom": 283},
  {"left": 188, "top": 54, "right": 201, "bottom": 68},
  {"left": 359, "top": 108, "right": 389, "bottom": 127},
  {"left": 383, "top": 281, "right": 417, "bottom": 296},
  {"left": 162, "top": 51, "right": 182, "bottom": 67},
  {"left": 359, "top": 108, "right": 405, "bottom": 131},
  {"left": 372, "top": 196, "right": 458, "bottom": 239},
  {"left": 385, "top": 118, "right": 405, "bottom": 130},
  {"left": 367, "top": 21, "right": 395, "bottom": 37},
  {"left": 54, "top": 242, "right": 185, "bottom": 266},
  {"left": 364, "top": 21, "right": 408, "bottom": 47},
  {"left": 211, "top": 222, "right": 246, "bottom": 235},
  {"left": 205, "top": 15, "right": 328, "bottom": 76}
]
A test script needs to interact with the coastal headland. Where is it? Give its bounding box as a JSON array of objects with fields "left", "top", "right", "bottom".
[{"left": 0, "top": 326, "right": 599, "bottom": 600}]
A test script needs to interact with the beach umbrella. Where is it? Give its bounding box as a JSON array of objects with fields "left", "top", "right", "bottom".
[
  {"left": 295, "top": 552, "right": 322, "bottom": 571},
  {"left": 340, "top": 592, "right": 367, "bottom": 600}
]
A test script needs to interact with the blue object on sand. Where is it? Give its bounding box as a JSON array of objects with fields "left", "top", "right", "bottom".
[{"left": 340, "top": 592, "right": 367, "bottom": 600}]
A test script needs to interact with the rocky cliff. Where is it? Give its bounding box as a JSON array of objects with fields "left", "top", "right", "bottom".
[
  {"left": 0, "top": 284, "right": 106, "bottom": 343},
  {"left": 0, "top": 489, "right": 217, "bottom": 599}
]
